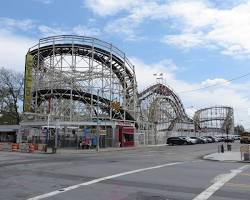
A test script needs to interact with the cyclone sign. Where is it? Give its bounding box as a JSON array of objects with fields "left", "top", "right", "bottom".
[{"left": 23, "top": 54, "right": 33, "bottom": 112}]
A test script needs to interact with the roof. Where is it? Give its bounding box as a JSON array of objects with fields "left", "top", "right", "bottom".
[{"left": 0, "top": 125, "right": 19, "bottom": 132}]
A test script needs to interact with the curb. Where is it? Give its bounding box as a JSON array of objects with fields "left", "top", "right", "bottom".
[
  {"left": 56, "top": 144, "right": 168, "bottom": 155},
  {"left": 203, "top": 153, "right": 250, "bottom": 163}
]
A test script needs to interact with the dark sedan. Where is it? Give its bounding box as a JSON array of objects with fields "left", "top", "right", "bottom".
[{"left": 167, "top": 137, "right": 188, "bottom": 145}]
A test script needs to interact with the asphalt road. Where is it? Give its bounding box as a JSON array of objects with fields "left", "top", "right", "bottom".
[{"left": 0, "top": 142, "right": 249, "bottom": 200}]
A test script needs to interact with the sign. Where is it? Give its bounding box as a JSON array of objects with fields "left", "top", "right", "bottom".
[
  {"left": 116, "top": 121, "right": 135, "bottom": 127},
  {"left": 111, "top": 101, "right": 120, "bottom": 111},
  {"left": 23, "top": 54, "right": 33, "bottom": 112},
  {"left": 240, "top": 145, "right": 249, "bottom": 153}
]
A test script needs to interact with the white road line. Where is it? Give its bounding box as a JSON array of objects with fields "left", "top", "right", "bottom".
[
  {"left": 192, "top": 165, "right": 250, "bottom": 200},
  {"left": 27, "top": 161, "right": 183, "bottom": 200}
]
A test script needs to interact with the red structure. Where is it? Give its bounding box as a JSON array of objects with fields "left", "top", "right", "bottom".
[{"left": 119, "top": 126, "right": 134, "bottom": 147}]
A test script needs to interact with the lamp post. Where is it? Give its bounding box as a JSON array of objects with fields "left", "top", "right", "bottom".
[
  {"left": 96, "top": 89, "right": 100, "bottom": 152},
  {"left": 46, "top": 113, "right": 50, "bottom": 145}
]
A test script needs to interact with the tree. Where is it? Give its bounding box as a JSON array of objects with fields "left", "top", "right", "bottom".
[
  {"left": 0, "top": 67, "right": 23, "bottom": 124},
  {"left": 234, "top": 124, "right": 245, "bottom": 135}
]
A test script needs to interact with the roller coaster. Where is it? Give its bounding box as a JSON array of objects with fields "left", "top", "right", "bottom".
[
  {"left": 23, "top": 35, "right": 137, "bottom": 123},
  {"left": 21, "top": 35, "right": 233, "bottom": 145}
]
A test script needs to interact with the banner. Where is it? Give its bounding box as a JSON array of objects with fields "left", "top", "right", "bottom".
[{"left": 23, "top": 54, "right": 33, "bottom": 112}]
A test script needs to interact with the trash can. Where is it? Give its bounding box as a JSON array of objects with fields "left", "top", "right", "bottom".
[
  {"left": 227, "top": 144, "right": 232, "bottom": 151},
  {"left": 243, "top": 153, "right": 250, "bottom": 161}
]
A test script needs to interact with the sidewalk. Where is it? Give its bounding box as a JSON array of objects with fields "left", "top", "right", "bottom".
[
  {"left": 56, "top": 144, "right": 167, "bottom": 155},
  {"left": 203, "top": 151, "right": 250, "bottom": 163}
]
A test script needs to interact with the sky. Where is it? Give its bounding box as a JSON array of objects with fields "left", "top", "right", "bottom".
[{"left": 1, "top": 0, "right": 250, "bottom": 128}]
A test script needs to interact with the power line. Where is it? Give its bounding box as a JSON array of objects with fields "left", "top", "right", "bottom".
[{"left": 178, "top": 71, "right": 250, "bottom": 94}]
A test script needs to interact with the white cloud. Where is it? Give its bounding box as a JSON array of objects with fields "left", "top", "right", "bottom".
[
  {"left": 73, "top": 25, "right": 100, "bottom": 37},
  {"left": 104, "top": 17, "right": 141, "bottom": 40},
  {"left": 163, "top": 32, "right": 206, "bottom": 48},
  {"left": 86, "top": 0, "right": 250, "bottom": 58},
  {"left": 38, "top": 24, "right": 101, "bottom": 37},
  {"left": 162, "top": 0, "right": 250, "bottom": 57},
  {"left": 0, "top": 31, "right": 35, "bottom": 72},
  {"left": 0, "top": 17, "right": 101, "bottom": 38},
  {"left": 0, "top": 17, "right": 35, "bottom": 31},
  {"left": 84, "top": 0, "right": 141, "bottom": 16},
  {"left": 201, "top": 78, "right": 230, "bottom": 87},
  {"left": 38, "top": 25, "right": 67, "bottom": 37}
]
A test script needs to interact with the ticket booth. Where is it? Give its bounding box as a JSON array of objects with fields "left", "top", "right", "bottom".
[{"left": 119, "top": 126, "right": 134, "bottom": 147}]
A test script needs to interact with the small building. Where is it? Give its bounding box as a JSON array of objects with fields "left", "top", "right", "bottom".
[{"left": 0, "top": 125, "right": 19, "bottom": 143}]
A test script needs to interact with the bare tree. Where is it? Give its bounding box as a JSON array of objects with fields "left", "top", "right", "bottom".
[{"left": 0, "top": 67, "right": 24, "bottom": 124}]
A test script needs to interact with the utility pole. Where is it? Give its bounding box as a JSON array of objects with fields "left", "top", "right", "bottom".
[{"left": 96, "top": 89, "right": 100, "bottom": 152}]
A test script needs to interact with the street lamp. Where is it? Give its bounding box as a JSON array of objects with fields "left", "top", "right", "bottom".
[{"left": 96, "top": 89, "right": 100, "bottom": 152}]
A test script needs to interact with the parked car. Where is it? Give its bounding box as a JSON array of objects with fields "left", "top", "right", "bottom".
[
  {"left": 204, "top": 136, "right": 217, "bottom": 143},
  {"left": 215, "top": 135, "right": 224, "bottom": 142},
  {"left": 202, "top": 136, "right": 213, "bottom": 143},
  {"left": 190, "top": 136, "right": 205, "bottom": 144},
  {"left": 197, "top": 137, "right": 207, "bottom": 143},
  {"left": 167, "top": 137, "right": 189, "bottom": 145},
  {"left": 200, "top": 136, "right": 210, "bottom": 143},
  {"left": 224, "top": 136, "right": 234, "bottom": 143},
  {"left": 232, "top": 135, "right": 240, "bottom": 140},
  {"left": 180, "top": 136, "right": 197, "bottom": 144}
]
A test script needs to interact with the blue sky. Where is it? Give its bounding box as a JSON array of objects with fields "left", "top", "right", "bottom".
[{"left": 1, "top": 0, "right": 250, "bottom": 127}]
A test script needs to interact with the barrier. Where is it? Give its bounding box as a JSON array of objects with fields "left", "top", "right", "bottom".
[
  {"left": 0, "top": 143, "right": 47, "bottom": 153},
  {"left": 29, "top": 144, "right": 35, "bottom": 153},
  {"left": 34, "top": 144, "right": 38, "bottom": 151},
  {"left": 2, "top": 143, "right": 12, "bottom": 152},
  {"left": 20, "top": 143, "right": 29, "bottom": 153},
  {"left": 11, "top": 143, "right": 19, "bottom": 152},
  {"left": 38, "top": 144, "right": 47, "bottom": 152}
]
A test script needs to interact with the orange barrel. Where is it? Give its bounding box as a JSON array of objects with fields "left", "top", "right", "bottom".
[
  {"left": 29, "top": 144, "right": 35, "bottom": 153},
  {"left": 12, "top": 143, "right": 18, "bottom": 152},
  {"left": 34, "top": 144, "right": 38, "bottom": 151}
]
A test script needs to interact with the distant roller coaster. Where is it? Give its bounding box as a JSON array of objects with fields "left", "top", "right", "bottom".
[{"left": 194, "top": 106, "right": 234, "bottom": 134}]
